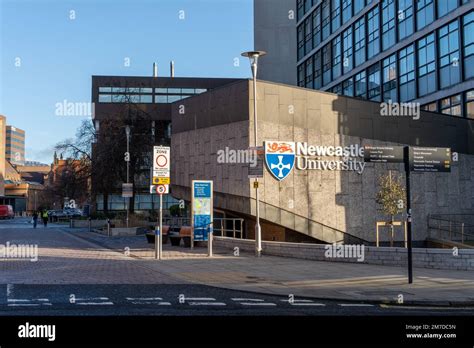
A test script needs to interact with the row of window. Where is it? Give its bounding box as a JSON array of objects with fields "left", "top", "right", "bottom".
[
  {"left": 298, "top": 13, "right": 474, "bottom": 104},
  {"left": 6, "top": 144, "right": 24, "bottom": 151},
  {"left": 422, "top": 90, "right": 474, "bottom": 118},
  {"left": 5, "top": 136, "right": 25, "bottom": 145},
  {"left": 298, "top": 0, "right": 471, "bottom": 62},
  {"left": 6, "top": 129, "right": 25, "bottom": 138},
  {"left": 98, "top": 87, "right": 207, "bottom": 94},
  {"left": 98, "top": 94, "right": 193, "bottom": 104}
]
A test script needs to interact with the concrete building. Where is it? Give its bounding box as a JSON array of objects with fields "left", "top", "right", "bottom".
[
  {"left": 256, "top": 0, "right": 474, "bottom": 117},
  {"left": 0, "top": 115, "right": 6, "bottom": 197},
  {"left": 91, "top": 73, "right": 243, "bottom": 212},
  {"left": 170, "top": 78, "right": 474, "bottom": 246},
  {"left": 6, "top": 125, "right": 25, "bottom": 165}
]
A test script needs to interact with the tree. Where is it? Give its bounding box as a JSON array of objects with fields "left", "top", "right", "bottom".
[{"left": 376, "top": 171, "right": 406, "bottom": 247}]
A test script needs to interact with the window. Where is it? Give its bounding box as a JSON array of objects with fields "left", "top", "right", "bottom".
[
  {"left": 140, "top": 88, "right": 153, "bottom": 93},
  {"left": 331, "top": 0, "right": 341, "bottom": 32},
  {"left": 416, "top": 0, "right": 434, "bottom": 30},
  {"left": 382, "top": 0, "right": 396, "bottom": 50},
  {"left": 355, "top": 71, "right": 367, "bottom": 98},
  {"left": 298, "top": 64, "right": 305, "bottom": 87},
  {"left": 181, "top": 88, "right": 195, "bottom": 94},
  {"left": 417, "top": 33, "right": 436, "bottom": 96},
  {"left": 354, "top": 0, "right": 365, "bottom": 14},
  {"left": 367, "top": 6, "right": 380, "bottom": 58},
  {"left": 168, "top": 88, "right": 182, "bottom": 93},
  {"left": 368, "top": 64, "right": 381, "bottom": 101},
  {"left": 397, "top": 0, "right": 414, "bottom": 40},
  {"left": 306, "top": 56, "right": 314, "bottom": 88},
  {"left": 305, "top": 17, "right": 313, "bottom": 55},
  {"left": 155, "top": 88, "right": 168, "bottom": 93},
  {"left": 342, "top": 0, "right": 352, "bottom": 24},
  {"left": 140, "top": 95, "right": 153, "bottom": 103},
  {"left": 322, "top": 1, "right": 331, "bottom": 40},
  {"left": 298, "top": 24, "right": 305, "bottom": 60},
  {"left": 99, "top": 87, "right": 112, "bottom": 92},
  {"left": 343, "top": 78, "right": 354, "bottom": 96},
  {"left": 323, "top": 44, "right": 332, "bottom": 85},
  {"left": 332, "top": 35, "right": 342, "bottom": 80},
  {"left": 440, "top": 94, "right": 462, "bottom": 116},
  {"left": 195, "top": 89, "right": 207, "bottom": 94},
  {"left": 422, "top": 102, "right": 437, "bottom": 112},
  {"left": 342, "top": 27, "right": 353, "bottom": 74},
  {"left": 438, "top": 21, "right": 460, "bottom": 89},
  {"left": 464, "top": 12, "right": 474, "bottom": 79},
  {"left": 399, "top": 44, "right": 415, "bottom": 101},
  {"left": 312, "top": 7, "right": 322, "bottom": 48},
  {"left": 354, "top": 18, "right": 366, "bottom": 66},
  {"left": 332, "top": 83, "right": 342, "bottom": 94},
  {"left": 314, "top": 51, "right": 323, "bottom": 89},
  {"left": 168, "top": 95, "right": 182, "bottom": 103},
  {"left": 466, "top": 90, "right": 474, "bottom": 118},
  {"left": 155, "top": 95, "right": 168, "bottom": 103},
  {"left": 98, "top": 94, "right": 111, "bottom": 102},
  {"left": 383, "top": 54, "right": 397, "bottom": 102},
  {"left": 437, "top": 0, "right": 457, "bottom": 17},
  {"left": 297, "top": 0, "right": 305, "bottom": 21}
]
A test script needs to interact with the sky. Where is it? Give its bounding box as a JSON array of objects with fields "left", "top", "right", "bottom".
[{"left": 0, "top": 0, "right": 253, "bottom": 163}]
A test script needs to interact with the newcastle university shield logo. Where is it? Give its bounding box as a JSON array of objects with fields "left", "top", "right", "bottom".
[{"left": 265, "top": 141, "right": 295, "bottom": 181}]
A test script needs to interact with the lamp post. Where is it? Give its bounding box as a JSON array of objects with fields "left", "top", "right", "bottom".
[
  {"left": 241, "top": 50, "right": 266, "bottom": 257},
  {"left": 125, "top": 125, "right": 131, "bottom": 228}
]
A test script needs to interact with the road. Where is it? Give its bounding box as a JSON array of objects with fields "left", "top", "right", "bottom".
[{"left": 0, "top": 218, "right": 472, "bottom": 316}]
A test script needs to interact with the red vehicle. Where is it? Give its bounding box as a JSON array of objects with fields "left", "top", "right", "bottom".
[{"left": 0, "top": 205, "right": 14, "bottom": 219}]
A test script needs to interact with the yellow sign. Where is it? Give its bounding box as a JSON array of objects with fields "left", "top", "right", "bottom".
[
  {"left": 153, "top": 177, "right": 170, "bottom": 185},
  {"left": 253, "top": 181, "right": 259, "bottom": 189}
]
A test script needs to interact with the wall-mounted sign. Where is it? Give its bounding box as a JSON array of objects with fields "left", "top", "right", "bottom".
[
  {"left": 248, "top": 146, "right": 264, "bottom": 178},
  {"left": 191, "top": 180, "right": 213, "bottom": 242}
]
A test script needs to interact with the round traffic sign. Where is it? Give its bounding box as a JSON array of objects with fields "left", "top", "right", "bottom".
[
  {"left": 156, "top": 185, "right": 167, "bottom": 195},
  {"left": 156, "top": 155, "right": 168, "bottom": 167}
]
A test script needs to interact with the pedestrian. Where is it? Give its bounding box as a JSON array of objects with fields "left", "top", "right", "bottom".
[
  {"left": 32, "top": 211, "right": 38, "bottom": 229},
  {"left": 42, "top": 210, "right": 48, "bottom": 228}
]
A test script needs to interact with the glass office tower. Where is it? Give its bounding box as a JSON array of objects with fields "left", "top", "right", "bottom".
[{"left": 296, "top": 0, "right": 474, "bottom": 117}]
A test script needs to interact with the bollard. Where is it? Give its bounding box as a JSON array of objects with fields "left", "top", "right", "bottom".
[
  {"left": 107, "top": 219, "right": 111, "bottom": 237},
  {"left": 88, "top": 217, "right": 92, "bottom": 232},
  {"left": 208, "top": 225, "right": 213, "bottom": 257},
  {"left": 70, "top": 218, "right": 73, "bottom": 228}
]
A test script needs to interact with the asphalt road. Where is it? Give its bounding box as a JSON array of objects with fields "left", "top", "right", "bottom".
[{"left": 0, "top": 218, "right": 473, "bottom": 316}]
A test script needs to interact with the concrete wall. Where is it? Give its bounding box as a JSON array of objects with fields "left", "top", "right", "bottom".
[
  {"left": 254, "top": 0, "right": 297, "bottom": 86},
  {"left": 0, "top": 115, "right": 6, "bottom": 197},
  {"left": 214, "top": 237, "right": 474, "bottom": 271},
  {"left": 171, "top": 80, "right": 474, "bottom": 244}
]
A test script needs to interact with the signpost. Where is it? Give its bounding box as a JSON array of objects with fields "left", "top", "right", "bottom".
[
  {"left": 364, "top": 145, "right": 452, "bottom": 284},
  {"left": 191, "top": 180, "right": 213, "bottom": 247},
  {"left": 153, "top": 146, "right": 170, "bottom": 260}
]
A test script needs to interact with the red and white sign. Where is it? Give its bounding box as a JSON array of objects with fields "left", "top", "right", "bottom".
[
  {"left": 156, "top": 184, "right": 169, "bottom": 195},
  {"left": 153, "top": 146, "right": 170, "bottom": 180}
]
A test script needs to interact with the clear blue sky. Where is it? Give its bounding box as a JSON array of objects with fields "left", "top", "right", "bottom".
[{"left": 0, "top": 0, "right": 253, "bottom": 163}]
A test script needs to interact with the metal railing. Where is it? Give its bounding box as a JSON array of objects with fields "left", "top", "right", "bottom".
[
  {"left": 163, "top": 217, "right": 245, "bottom": 239},
  {"left": 428, "top": 214, "right": 474, "bottom": 245}
]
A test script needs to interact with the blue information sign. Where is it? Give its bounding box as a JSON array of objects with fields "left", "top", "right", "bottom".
[{"left": 192, "top": 181, "right": 213, "bottom": 242}]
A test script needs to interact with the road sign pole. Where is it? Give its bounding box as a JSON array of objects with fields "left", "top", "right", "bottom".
[
  {"left": 404, "top": 146, "right": 413, "bottom": 284},
  {"left": 159, "top": 193, "right": 163, "bottom": 260}
]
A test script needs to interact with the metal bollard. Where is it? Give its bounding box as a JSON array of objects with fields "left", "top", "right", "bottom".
[
  {"left": 70, "top": 218, "right": 73, "bottom": 228},
  {"left": 107, "top": 219, "right": 111, "bottom": 237},
  {"left": 88, "top": 217, "right": 92, "bottom": 232},
  {"left": 208, "top": 225, "right": 213, "bottom": 257}
]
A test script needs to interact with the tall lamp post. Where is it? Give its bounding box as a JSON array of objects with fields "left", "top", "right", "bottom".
[
  {"left": 125, "top": 125, "right": 131, "bottom": 228},
  {"left": 241, "top": 50, "right": 266, "bottom": 257}
]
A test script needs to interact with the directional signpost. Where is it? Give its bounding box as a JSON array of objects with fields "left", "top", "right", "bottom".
[
  {"left": 365, "top": 145, "right": 452, "bottom": 284},
  {"left": 191, "top": 180, "right": 213, "bottom": 250},
  {"left": 153, "top": 146, "right": 170, "bottom": 260}
]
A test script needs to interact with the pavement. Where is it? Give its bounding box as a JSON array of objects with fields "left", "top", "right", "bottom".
[{"left": 1, "top": 218, "right": 474, "bottom": 312}]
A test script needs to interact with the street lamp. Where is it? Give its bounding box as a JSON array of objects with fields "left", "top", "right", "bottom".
[
  {"left": 241, "top": 50, "right": 266, "bottom": 257},
  {"left": 125, "top": 125, "right": 131, "bottom": 228}
]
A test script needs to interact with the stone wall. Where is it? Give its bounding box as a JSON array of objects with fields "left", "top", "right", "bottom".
[{"left": 214, "top": 237, "right": 474, "bottom": 271}]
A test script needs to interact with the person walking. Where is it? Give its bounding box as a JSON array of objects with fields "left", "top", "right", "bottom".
[
  {"left": 32, "top": 211, "right": 38, "bottom": 229},
  {"left": 42, "top": 210, "right": 48, "bottom": 228}
]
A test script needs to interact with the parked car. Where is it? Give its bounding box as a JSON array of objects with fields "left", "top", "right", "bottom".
[
  {"left": 0, "top": 205, "right": 15, "bottom": 219},
  {"left": 64, "top": 208, "right": 84, "bottom": 217},
  {"left": 48, "top": 210, "right": 68, "bottom": 218}
]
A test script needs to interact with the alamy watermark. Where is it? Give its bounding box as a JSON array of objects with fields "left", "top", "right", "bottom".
[
  {"left": 324, "top": 243, "right": 365, "bottom": 262},
  {"left": 0, "top": 242, "right": 38, "bottom": 262},
  {"left": 55, "top": 100, "right": 95, "bottom": 117},
  {"left": 217, "top": 147, "right": 257, "bottom": 167},
  {"left": 380, "top": 101, "right": 420, "bottom": 120}
]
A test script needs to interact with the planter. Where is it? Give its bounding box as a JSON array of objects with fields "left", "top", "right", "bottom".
[
  {"left": 146, "top": 233, "right": 169, "bottom": 244},
  {"left": 170, "top": 236, "right": 182, "bottom": 246},
  {"left": 182, "top": 236, "right": 191, "bottom": 248}
]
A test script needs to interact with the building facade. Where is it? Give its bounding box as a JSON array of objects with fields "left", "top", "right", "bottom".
[
  {"left": 91, "top": 74, "right": 243, "bottom": 212},
  {"left": 6, "top": 125, "right": 25, "bottom": 165},
  {"left": 256, "top": 0, "right": 474, "bottom": 117},
  {"left": 0, "top": 115, "right": 6, "bottom": 197}
]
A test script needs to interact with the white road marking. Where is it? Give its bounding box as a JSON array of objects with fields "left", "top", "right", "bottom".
[
  {"left": 185, "top": 297, "right": 216, "bottom": 301},
  {"left": 129, "top": 301, "right": 172, "bottom": 305},
  {"left": 240, "top": 302, "right": 277, "bottom": 306},
  {"left": 231, "top": 298, "right": 264, "bottom": 302},
  {"left": 6, "top": 284, "right": 13, "bottom": 297},
  {"left": 7, "top": 298, "right": 52, "bottom": 306},
  {"left": 8, "top": 303, "right": 42, "bottom": 307},
  {"left": 126, "top": 297, "right": 163, "bottom": 301},
  {"left": 338, "top": 303, "right": 374, "bottom": 307},
  {"left": 76, "top": 297, "right": 109, "bottom": 301},
  {"left": 76, "top": 302, "right": 114, "bottom": 306},
  {"left": 279, "top": 299, "right": 326, "bottom": 306},
  {"left": 188, "top": 302, "right": 226, "bottom": 306}
]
